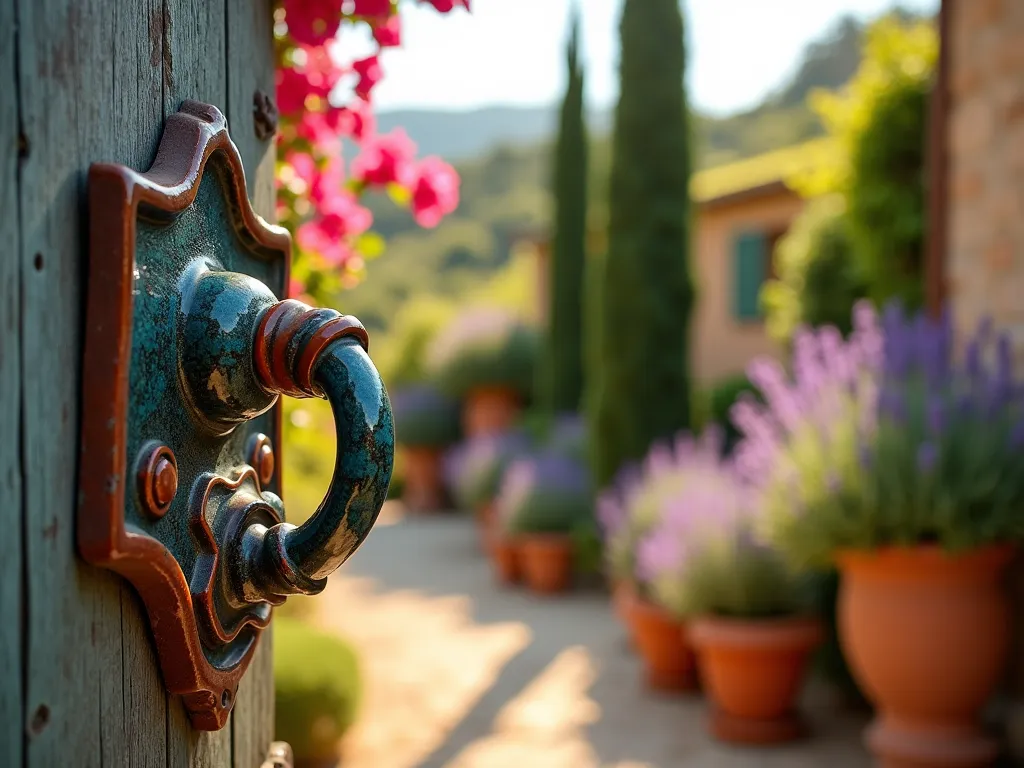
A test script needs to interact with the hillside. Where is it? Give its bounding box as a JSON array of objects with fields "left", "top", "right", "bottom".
[
  {"left": 340, "top": 11, "right": 923, "bottom": 338},
  {"left": 372, "top": 106, "right": 613, "bottom": 162}
]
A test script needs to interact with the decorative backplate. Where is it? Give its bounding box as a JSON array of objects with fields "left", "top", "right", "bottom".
[{"left": 79, "top": 101, "right": 289, "bottom": 730}]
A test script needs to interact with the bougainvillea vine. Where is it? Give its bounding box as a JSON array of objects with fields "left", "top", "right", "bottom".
[{"left": 275, "top": 0, "right": 467, "bottom": 301}]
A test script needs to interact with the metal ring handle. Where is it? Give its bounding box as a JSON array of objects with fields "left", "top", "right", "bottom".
[{"left": 241, "top": 300, "right": 394, "bottom": 598}]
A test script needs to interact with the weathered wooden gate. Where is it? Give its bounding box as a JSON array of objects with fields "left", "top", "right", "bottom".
[{"left": 1, "top": 2, "right": 295, "bottom": 765}]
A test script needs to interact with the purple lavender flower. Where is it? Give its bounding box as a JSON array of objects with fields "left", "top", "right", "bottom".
[
  {"left": 448, "top": 429, "right": 533, "bottom": 508},
  {"left": 916, "top": 442, "right": 938, "bottom": 474},
  {"left": 494, "top": 450, "right": 593, "bottom": 532},
  {"left": 1009, "top": 419, "right": 1024, "bottom": 450},
  {"left": 926, "top": 396, "right": 945, "bottom": 437}
]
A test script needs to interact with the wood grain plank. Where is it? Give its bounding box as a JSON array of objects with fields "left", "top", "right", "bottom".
[
  {"left": 161, "top": 0, "right": 227, "bottom": 760},
  {"left": 110, "top": 2, "right": 173, "bottom": 765},
  {"left": 15, "top": 1, "right": 126, "bottom": 765},
  {"left": 0, "top": 0, "right": 23, "bottom": 764},
  {"left": 225, "top": 2, "right": 278, "bottom": 765}
]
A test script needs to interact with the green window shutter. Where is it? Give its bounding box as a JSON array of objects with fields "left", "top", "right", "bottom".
[{"left": 732, "top": 231, "right": 767, "bottom": 321}]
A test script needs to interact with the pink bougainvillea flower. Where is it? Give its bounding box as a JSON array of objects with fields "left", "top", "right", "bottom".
[
  {"left": 276, "top": 46, "right": 344, "bottom": 116},
  {"left": 350, "top": 129, "right": 417, "bottom": 187},
  {"left": 297, "top": 194, "right": 372, "bottom": 267},
  {"left": 295, "top": 111, "right": 336, "bottom": 149},
  {"left": 410, "top": 156, "right": 460, "bottom": 227},
  {"left": 372, "top": 14, "right": 402, "bottom": 47},
  {"left": 286, "top": 151, "right": 319, "bottom": 188},
  {"left": 333, "top": 100, "right": 376, "bottom": 141},
  {"left": 276, "top": 67, "right": 312, "bottom": 116},
  {"left": 352, "top": 0, "right": 393, "bottom": 20},
  {"left": 421, "top": 0, "right": 470, "bottom": 11},
  {"left": 309, "top": 155, "right": 346, "bottom": 205},
  {"left": 288, "top": 277, "right": 310, "bottom": 301},
  {"left": 283, "top": 0, "right": 341, "bottom": 46},
  {"left": 352, "top": 55, "right": 383, "bottom": 101}
]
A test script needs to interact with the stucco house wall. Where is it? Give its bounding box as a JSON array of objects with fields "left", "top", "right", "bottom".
[{"left": 691, "top": 187, "right": 802, "bottom": 384}]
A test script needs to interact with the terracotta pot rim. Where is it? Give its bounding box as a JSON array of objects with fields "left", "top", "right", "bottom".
[
  {"left": 690, "top": 615, "right": 823, "bottom": 651},
  {"left": 629, "top": 597, "right": 681, "bottom": 623},
  {"left": 519, "top": 532, "right": 573, "bottom": 546},
  {"left": 464, "top": 384, "right": 522, "bottom": 398},
  {"left": 490, "top": 534, "right": 522, "bottom": 549},
  {"left": 835, "top": 543, "right": 1016, "bottom": 578}
]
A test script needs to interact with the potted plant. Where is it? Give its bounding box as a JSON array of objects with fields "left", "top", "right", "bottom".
[
  {"left": 447, "top": 430, "right": 532, "bottom": 556},
  {"left": 644, "top": 477, "right": 820, "bottom": 745},
  {"left": 390, "top": 384, "right": 460, "bottom": 512},
  {"left": 598, "top": 433, "right": 729, "bottom": 692},
  {"left": 495, "top": 450, "right": 593, "bottom": 595},
  {"left": 427, "top": 307, "right": 538, "bottom": 439},
  {"left": 735, "top": 302, "right": 1024, "bottom": 766},
  {"left": 274, "top": 617, "right": 362, "bottom": 768}
]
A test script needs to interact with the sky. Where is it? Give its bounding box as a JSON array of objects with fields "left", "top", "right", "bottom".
[{"left": 348, "top": 0, "right": 939, "bottom": 116}]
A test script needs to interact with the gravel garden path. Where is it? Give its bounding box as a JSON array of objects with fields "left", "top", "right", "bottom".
[{"left": 310, "top": 506, "right": 873, "bottom": 768}]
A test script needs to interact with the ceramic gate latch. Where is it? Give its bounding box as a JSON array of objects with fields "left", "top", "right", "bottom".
[{"left": 78, "top": 100, "right": 394, "bottom": 731}]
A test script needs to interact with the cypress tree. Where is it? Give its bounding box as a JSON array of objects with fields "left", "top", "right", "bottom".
[
  {"left": 538, "top": 9, "right": 589, "bottom": 415},
  {"left": 587, "top": 0, "right": 694, "bottom": 487}
]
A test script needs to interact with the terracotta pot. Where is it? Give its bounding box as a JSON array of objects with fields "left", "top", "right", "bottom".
[
  {"left": 400, "top": 445, "right": 445, "bottom": 512},
  {"left": 837, "top": 545, "right": 1014, "bottom": 768},
  {"left": 612, "top": 580, "right": 636, "bottom": 622},
  {"left": 475, "top": 502, "right": 495, "bottom": 552},
  {"left": 690, "top": 616, "right": 823, "bottom": 745},
  {"left": 626, "top": 598, "right": 697, "bottom": 692},
  {"left": 490, "top": 535, "right": 522, "bottom": 585},
  {"left": 462, "top": 385, "right": 521, "bottom": 439},
  {"left": 520, "top": 534, "right": 573, "bottom": 595}
]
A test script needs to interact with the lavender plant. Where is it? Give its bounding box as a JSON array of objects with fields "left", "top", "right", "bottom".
[
  {"left": 735, "top": 301, "right": 1024, "bottom": 570},
  {"left": 495, "top": 451, "right": 594, "bottom": 535},
  {"left": 544, "top": 412, "right": 589, "bottom": 463},
  {"left": 426, "top": 307, "right": 539, "bottom": 400},
  {"left": 631, "top": 445, "right": 805, "bottom": 619},
  {"left": 390, "top": 384, "right": 461, "bottom": 448},
  {"left": 863, "top": 306, "right": 1024, "bottom": 550},
  {"left": 597, "top": 429, "right": 728, "bottom": 593},
  {"left": 445, "top": 430, "right": 533, "bottom": 511}
]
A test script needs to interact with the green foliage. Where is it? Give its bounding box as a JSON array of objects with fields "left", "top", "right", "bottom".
[
  {"left": 706, "top": 375, "right": 759, "bottom": 456},
  {"left": 282, "top": 398, "right": 337, "bottom": 527},
  {"left": 497, "top": 453, "right": 594, "bottom": 536},
  {"left": 539, "top": 11, "right": 589, "bottom": 415},
  {"left": 391, "top": 385, "right": 461, "bottom": 448},
  {"left": 502, "top": 485, "right": 592, "bottom": 536},
  {"left": 762, "top": 195, "right": 868, "bottom": 343},
  {"left": 427, "top": 309, "right": 539, "bottom": 400},
  {"left": 809, "top": 570, "right": 870, "bottom": 705},
  {"left": 588, "top": 0, "right": 695, "bottom": 488},
  {"left": 790, "top": 15, "right": 937, "bottom": 311},
  {"left": 571, "top": 521, "right": 604, "bottom": 575},
  {"left": 846, "top": 76, "right": 929, "bottom": 308},
  {"left": 374, "top": 295, "right": 458, "bottom": 389},
  {"left": 652, "top": 536, "right": 808, "bottom": 620},
  {"left": 274, "top": 618, "right": 362, "bottom": 761}
]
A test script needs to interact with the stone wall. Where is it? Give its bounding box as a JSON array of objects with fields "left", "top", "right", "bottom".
[
  {"left": 946, "top": 0, "right": 1024, "bottom": 756},
  {"left": 947, "top": 0, "right": 1024, "bottom": 359}
]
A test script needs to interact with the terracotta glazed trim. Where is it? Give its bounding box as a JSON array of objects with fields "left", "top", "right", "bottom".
[{"left": 78, "top": 100, "right": 291, "bottom": 731}]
